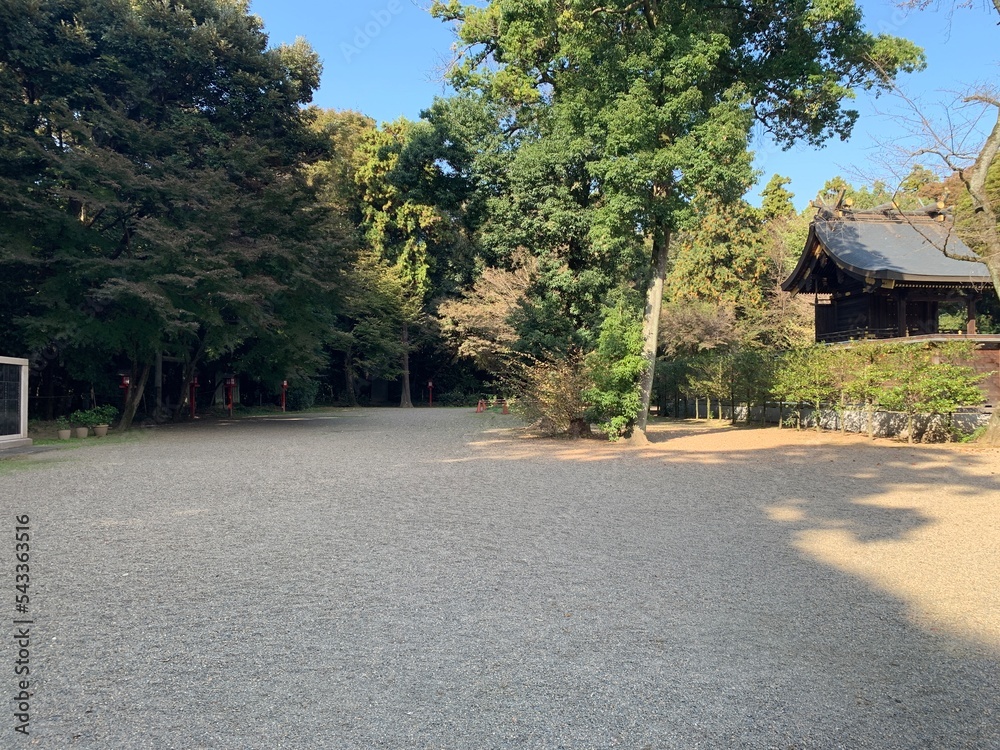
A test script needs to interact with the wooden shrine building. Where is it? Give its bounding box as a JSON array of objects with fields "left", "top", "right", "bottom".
[{"left": 782, "top": 204, "right": 996, "bottom": 343}]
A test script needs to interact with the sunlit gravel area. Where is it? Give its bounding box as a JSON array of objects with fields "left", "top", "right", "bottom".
[{"left": 2, "top": 408, "right": 998, "bottom": 749}]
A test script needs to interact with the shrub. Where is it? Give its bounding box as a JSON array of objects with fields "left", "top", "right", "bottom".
[
  {"left": 583, "top": 296, "right": 646, "bottom": 440},
  {"left": 70, "top": 405, "right": 119, "bottom": 427},
  {"left": 436, "top": 390, "right": 479, "bottom": 407},
  {"left": 285, "top": 379, "right": 320, "bottom": 411},
  {"left": 510, "top": 354, "right": 592, "bottom": 435},
  {"left": 92, "top": 405, "right": 119, "bottom": 425}
]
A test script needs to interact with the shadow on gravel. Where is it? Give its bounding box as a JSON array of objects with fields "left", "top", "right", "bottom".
[
  {"left": 640, "top": 420, "right": 761, "bottom": 443},
  {"left": 460, "top": 425, "right": 1000, "bottom": 745},
  {"left": 487, "top": 429, "right": 1000, "bottom": 636}
]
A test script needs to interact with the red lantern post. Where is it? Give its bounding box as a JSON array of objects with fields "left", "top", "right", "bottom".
[
  {"left": 224, "top": 376, "right": 236, "bottom": 417},
  {"left": 281, "top": 380, "right": 288, "bottom": 412},
  {"left": 119, "top": 374, "right": 131, "bottom": 410},
  {"left": 427, "top": 379, "right": 434, "bottom": 407}
]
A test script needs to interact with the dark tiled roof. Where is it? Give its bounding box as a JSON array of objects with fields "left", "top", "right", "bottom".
[{"left": 813, "top": 218, "right": 992, "bottom": 283}]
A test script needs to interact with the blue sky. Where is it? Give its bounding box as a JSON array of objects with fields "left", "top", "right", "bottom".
[{"left": 250, "top": 0, "right": 998, "bottom": 209}]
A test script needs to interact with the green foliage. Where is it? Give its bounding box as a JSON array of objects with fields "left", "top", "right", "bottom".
[
  {"left": 773, "top": 345, "right": 839, "bottom": 428},
  {"left": 881, "top": 343, "right": 987, "bottom": 417},
  {"left": 961, "top": 425, "right": 989, "bottom": 443},
  {"left": 285, "top": 379, "right": 321, "bottom": 412},
  {"left": 435, "top": 390, "right": 481, "bottom": 407},
  {"left": 432, "top": 0, "right": 921, "bottom": 424},
  {"left": 0, "top": 0, "right": 341, "bottom": 428},
  {"left": 667, "top": 196, "right": 770, "bottom": 316},
  {"left": 761, "top": 175, "right": 796, "bottom": 220},
  {"left": 69, "top": 405, "right": 118, "bottom": 428},
  {"left": 583, "top": 295, "right": 647, "bottom": 440}
]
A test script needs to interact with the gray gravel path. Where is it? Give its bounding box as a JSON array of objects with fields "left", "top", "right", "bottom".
[{"left": 1, "top": 408, "right": 998, "bottom": 749}]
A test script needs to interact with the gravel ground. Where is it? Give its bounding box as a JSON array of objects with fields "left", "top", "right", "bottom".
[{"left": 1, "top": 408, "right": 998, "bottom": 749}]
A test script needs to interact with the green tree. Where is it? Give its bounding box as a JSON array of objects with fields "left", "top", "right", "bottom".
[
  {"left": 353, "top": 110, "right": 478, "bottom": 407},
  {"left": 882, "top": 343, "right": 986, "bottom": 443},
  {"left": 841, "top": 341, "right": 896, "bottom": 439},
  {"left": 666, "top": 196, "right": 770, "bottom": 317},
  {"left": 761, "top": 175, "right": 796, "bottom": 220},
  {"left": 583, "top": 293, "right": 647, "bottom": 440},
  {"left": 0, "top": 0, "right": 335, "bottom": 428},
  {"left": 774, "top": 346, "right": 838, "bottom": 431},
  {"left": 433, "top": 0, "right": 923, "bottom": 438}
]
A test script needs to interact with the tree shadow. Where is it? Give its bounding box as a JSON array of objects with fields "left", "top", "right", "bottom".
[{"left": 457, "top": 421, "right": 1000, "bottom": 745}]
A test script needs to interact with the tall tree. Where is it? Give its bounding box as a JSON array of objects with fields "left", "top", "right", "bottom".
[
  {"left": 432, "top": 0, "right": 923, "bottom": 438},
  {"left": 0, "top": 0, "right": 335, "bottom": 428},
  {"left": 761, "top": 174, "right": 796, "bottom": 220},
  {"left": 352, "top": 106, "right": 479, "bottom": 407}
]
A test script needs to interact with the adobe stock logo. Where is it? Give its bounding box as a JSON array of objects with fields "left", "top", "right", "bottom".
[{"left": 341, "top": 0, "right": 405, "bottom": 63}]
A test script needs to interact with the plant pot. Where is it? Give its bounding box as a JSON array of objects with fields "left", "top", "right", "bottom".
[
  {"left": 74, "top": 427, "right": 89, "bottom": 438},
  {"left": 93, "top": 424, "right": 109, "bottom": 437},
  {"left": 58, "top": 429, "right": 72, "bottom": 440}
]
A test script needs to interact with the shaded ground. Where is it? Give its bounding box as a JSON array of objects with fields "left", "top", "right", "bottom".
[{"left": 1, "top": 409, "right": 998, "bottom": 748}]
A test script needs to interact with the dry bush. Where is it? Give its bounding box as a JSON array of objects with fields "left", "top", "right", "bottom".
[{"left": 510, "top": 354, "right": 593, "bottom": 436}]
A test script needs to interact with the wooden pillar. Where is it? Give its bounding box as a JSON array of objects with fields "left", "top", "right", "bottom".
[
  {"left": 967, "top": 295, "right": 978, "bottom": 335},
  {"left": 896, "top": 292, "right": 908, "bottom": 337}
]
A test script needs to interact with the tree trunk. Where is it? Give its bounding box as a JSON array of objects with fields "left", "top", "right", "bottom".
[
  {"left": 908, "top": 413, "right": 914, "bottom": 444},
  {"left": 344, "top": 346, "right": 357, "bottom": 407},
  {"left": 399, "top": 322, "right": 413, "bottom": 408},
  {"left": 43, "top": 364, "right": 55, "bottom": 421},
  {"left": 119, "top": 363, "right": 151, "bottom": 431},
  {"left": 635, "top": 228, "right": 670, "bottom": 435},
  {"left": 172, "top": 337, "right": 209, "bottom": 422}
]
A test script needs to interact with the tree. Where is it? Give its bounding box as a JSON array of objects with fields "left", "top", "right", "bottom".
[
  {"left": 773, "top": 346, "right": 838, "bottom": 430},
  {"left": 666, "top": 195, "right": 771, "bottom": 318},
  {"left": 437, "top": 254, "right": 538, "bottom": 375},
  {"left": 583, "top": 293, "right": 647, "bottom": 439},
  {"left": 761, "top": 175, "right": 796, "bottom": 220},
  {"left": 839, "top": 341, "right": 895, "bottom": 439},
  {"left": 352, "top": 108, "right": 478, "bottom": 407},
  {"left": 0, "top": 0, "right": 335, "bottom": 428},
  {"left": 881, "top": 342, "right": 987, "bottom": 443},
  {"left": 432, "top": 0, "right": 923, "bottom": 439}
]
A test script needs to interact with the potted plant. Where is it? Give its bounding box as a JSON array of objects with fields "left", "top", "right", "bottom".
[
  {"left": 55, "top": 416, "right": 72, "bottom": 440},
  {"left": 90, "top": 405, "right": 118, "bottom": 437},
  {"left": 69, "top": 410, "right": 91, "bottom": 438}
]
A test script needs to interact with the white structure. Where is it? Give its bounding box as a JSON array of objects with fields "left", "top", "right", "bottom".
[{"left": 0, "top": 357, "right": 31, "bottom": 450}]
